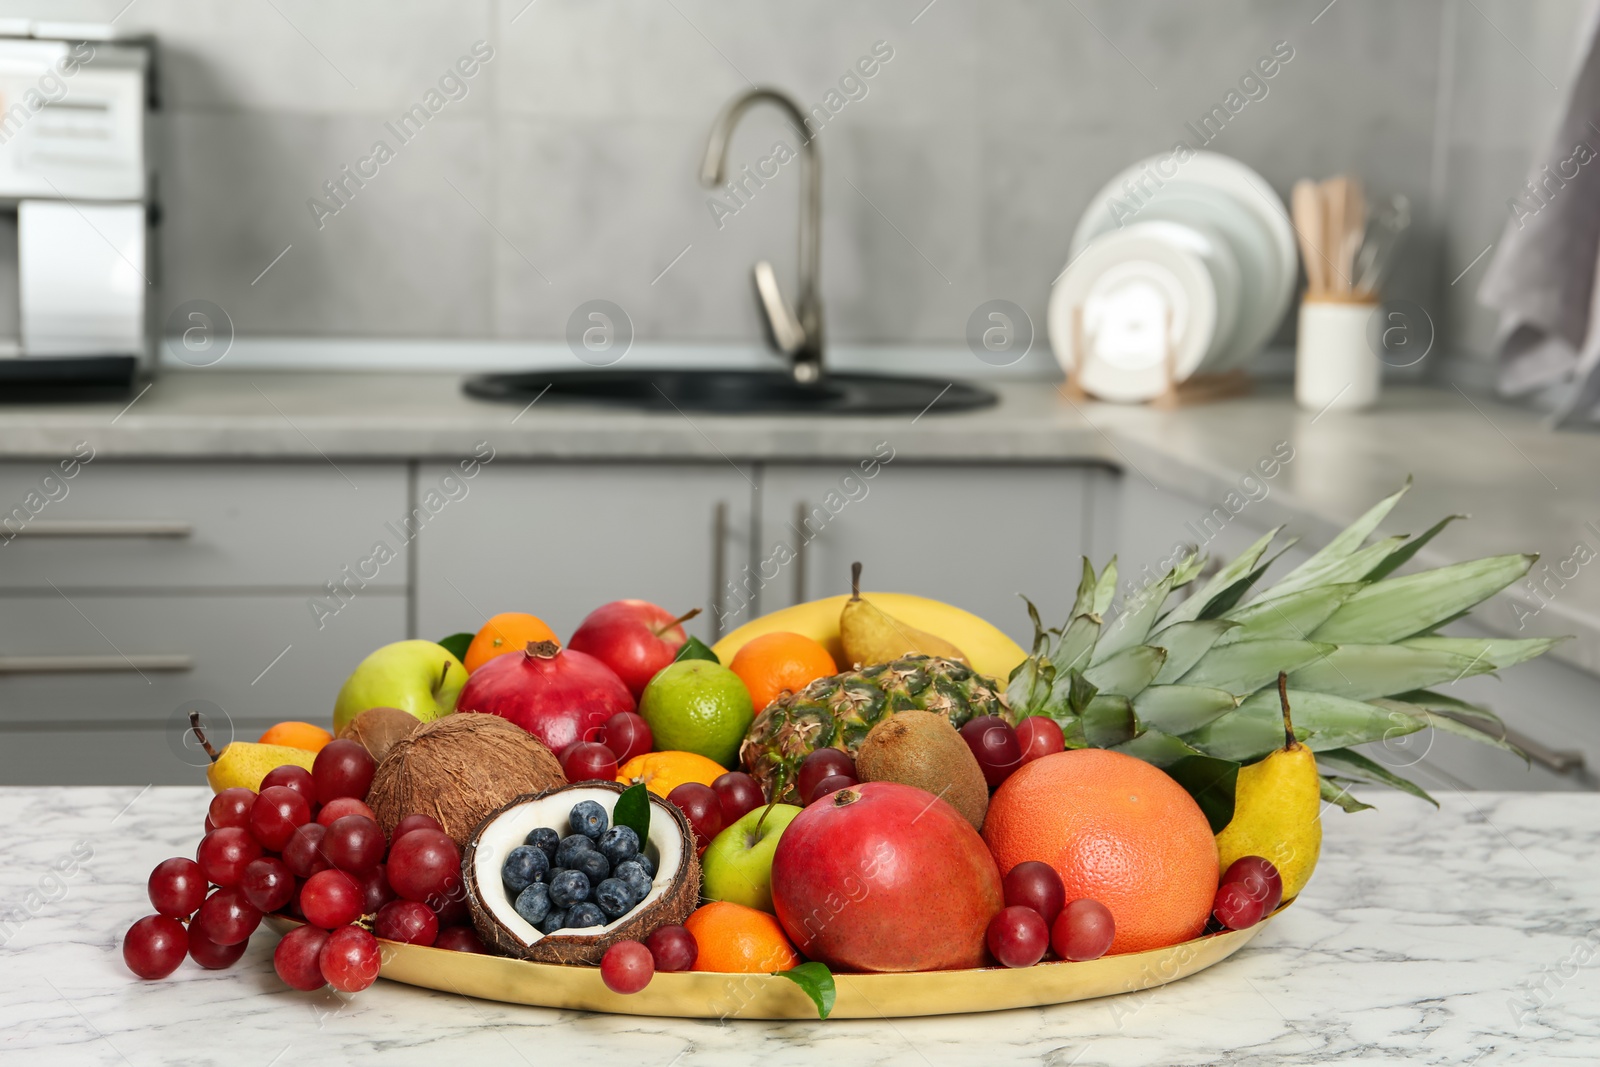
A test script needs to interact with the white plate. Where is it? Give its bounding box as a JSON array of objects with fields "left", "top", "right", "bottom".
[
  {"left": 1071, "top": 152, "right": 1296, "bottom": 369},
  {"left": 1127, "top": 219, "right": 1243, "bottom": 367},
  {"left": 1047, "top": 228, "right": 1217, "bottom": 403}
]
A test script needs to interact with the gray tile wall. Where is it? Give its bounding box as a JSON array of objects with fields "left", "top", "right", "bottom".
[{"left": 0, "top": 0, "right": 1584, "bottom": 372}]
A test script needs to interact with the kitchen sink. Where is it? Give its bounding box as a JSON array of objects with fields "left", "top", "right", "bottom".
[{"left": 463, "top": 369, "right": 996, "bottom": 416}]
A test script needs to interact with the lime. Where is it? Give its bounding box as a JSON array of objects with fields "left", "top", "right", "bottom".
[{"left": 639, "top": 660, "right": 754, "bottom": 768}]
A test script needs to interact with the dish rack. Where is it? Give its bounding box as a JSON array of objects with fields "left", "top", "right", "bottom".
[{"left": 1060, "top": 306, "right": 1251, "bottom": 409}]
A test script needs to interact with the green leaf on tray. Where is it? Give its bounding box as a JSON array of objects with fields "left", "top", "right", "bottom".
[
  {"left": 437, "top": 632, "right": 474, "bottom": 661},
  {"left": 673, "top": 636, "right": 719, "bottom": 664},
  {"left": 613, "top": 783, "right": 650, "bottom": 843},
  {"left": 1164, "top": 753, "right": 1240, "bottom": 832},
  {"left": 775, "top": 961, "right": 836, "bottom": 1020}
]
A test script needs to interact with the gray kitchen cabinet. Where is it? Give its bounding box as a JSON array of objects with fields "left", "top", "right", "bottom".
[
  {"left": 755, "top": 463, "right": 1103, "bottom": 649},
  {"left": 414, "top": 462, "right": 756, "bottom": 645}
]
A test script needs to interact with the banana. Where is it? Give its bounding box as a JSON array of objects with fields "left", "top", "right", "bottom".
[{"left": 713, "top": 593, "right": 1027, "bottom": 682}]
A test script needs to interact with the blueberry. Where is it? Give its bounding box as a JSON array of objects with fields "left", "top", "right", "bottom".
[
  {"left": 597, "top": 825, "right": 640, "bottom": 867},
  {"left": 502, "top": 845, "right": 550, "bottom": 894},
  {"left": 634, "top": 851, "right": 656, "bottom": 878},
  {"left": 615, "top": 859, "right": 652, "bottom": 903},
  {"left": 569, "top": 800, "right": 608, "bottom": 840},
  {"left": 594, "top": 877, "right": 634, "bottom": 919},
  {"left": 525, "top": 826, "right": 560, "bottom": 861},
  {"left": 547, "top": 867, "right": 568, "bottom": 887},
  {"left": 514, "top": 882, "right": 551, "bottom": 926},
  {"left": 548, "top": 868, "right": 591, "bottom": 909},
  {"left": 565, "top": 902, "right": 605, "bottom": 928},
  {"left": 572, "top": 849, "right": 610, "bottom": 884},
  {"left": 536, "top": 908, "right": 566, "bottom": 934},
  {"left": 555, "top": 834, "right": 594, "bottom": 869}
]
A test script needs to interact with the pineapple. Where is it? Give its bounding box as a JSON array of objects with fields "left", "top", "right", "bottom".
[{"left": 740, "top": 655, "right": 1005, "bottom": 802}]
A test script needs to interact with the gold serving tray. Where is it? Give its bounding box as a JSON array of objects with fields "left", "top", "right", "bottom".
[{"left": 271, "top": 904, "right": 1286, "bottom": 1020}]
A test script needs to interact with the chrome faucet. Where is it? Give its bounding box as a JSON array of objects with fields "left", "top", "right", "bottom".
[{"left": 699, "top": 88, "right": 824, "bottom": 383}]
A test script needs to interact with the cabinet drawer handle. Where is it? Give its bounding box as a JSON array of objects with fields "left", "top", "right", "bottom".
[
  {"left": 1500, "top": 725, "right": 1586, "bottom": 775},
  {"left": 793, "top": 500, "right": 809, "bottom": 606},
  {"left": 710, "top": 501, "right": 727, "bottom": 642},
  {"left": 0, "top": 654, "right": 194, "bottom": 673},
  {"left": 7, "top": 521, "right": 194, "bottom": 539}
]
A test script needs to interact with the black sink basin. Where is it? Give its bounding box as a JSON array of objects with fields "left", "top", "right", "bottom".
[{"left": 463, "top": 369, "right": 996, "bottom": 416}]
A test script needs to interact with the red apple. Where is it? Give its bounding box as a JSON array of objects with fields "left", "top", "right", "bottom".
[
  {"left": 567, "top": 600, "right": 700, "bottom": 699},
  {"left": 455, "top": 641, "right": 634, "bottom": 753}
]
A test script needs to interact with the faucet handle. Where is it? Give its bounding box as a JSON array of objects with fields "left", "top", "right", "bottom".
[{"left": 752, "top": 260, "right": 805, "bottom": 357}]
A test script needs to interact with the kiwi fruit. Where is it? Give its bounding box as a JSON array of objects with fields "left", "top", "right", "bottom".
[{"left": 855, "top": 710, "right": 989, "bottom": 831}]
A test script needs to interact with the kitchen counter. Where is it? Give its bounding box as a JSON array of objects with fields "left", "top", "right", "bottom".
[{"left": 1, "top": 785, "right": 1593, "bottom": 1065}]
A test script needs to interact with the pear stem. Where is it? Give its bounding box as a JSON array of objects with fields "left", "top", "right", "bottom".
[
  {"left": 1276, "top": 671, "right": 1298, "bottom": 750},
  {"left": 850, "top": 561, "right": 863, "bottom": 601},
  {"left": 188, "top": 711, "right": 220, "bottom": 763}
]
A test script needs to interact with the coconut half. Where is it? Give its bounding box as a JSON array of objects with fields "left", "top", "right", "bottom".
[{"left": 463, "top": 781, "right": 701, "bottom": 966}]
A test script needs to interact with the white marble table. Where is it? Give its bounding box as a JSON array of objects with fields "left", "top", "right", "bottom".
[{"left": 1, "top": 786, "right": 1594, "bottom": 1066}]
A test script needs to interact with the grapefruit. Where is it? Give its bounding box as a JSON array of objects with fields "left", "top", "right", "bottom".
[{"left": 982, "top": 749, "right": 1218, "bottom": 955}]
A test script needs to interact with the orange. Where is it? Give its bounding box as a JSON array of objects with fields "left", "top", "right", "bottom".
[
  {"left": 728, "top": 631, "right": 838, "bottom": 712},
  {"left": 257, "top": 721, "right": 333, "bottom": 753},
  {"left": 685, "top": 901, "right": 801, "bottom": 973},
  {"left": 616, "top": 750, "right": 726, "bottom": 797},
  {"left": 464, "top": 612, "right": 559, "bottom": 673},
  {"left": 983, "top": 749, "right": 1218, "bottom": 955}
]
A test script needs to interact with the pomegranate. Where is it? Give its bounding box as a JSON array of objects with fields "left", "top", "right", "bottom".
[
  {"left": 456, "top": 640, "right": 634, "bottom": 753},
  {"left": 770, "top": 782, "right": 1004, "bottom": 972}
]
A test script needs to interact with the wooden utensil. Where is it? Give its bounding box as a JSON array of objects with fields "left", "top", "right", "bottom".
[{"left": 1292, "top": 179, "right": 1326, "bottom": 295}]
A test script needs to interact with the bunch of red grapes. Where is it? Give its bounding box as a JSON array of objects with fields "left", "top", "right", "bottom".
[
  {"left": 986, "top": 861, "right": 1116, "bottom": 968},
  {"left": 556, "top": 711, "right": 654, "bottom": 783},
  {"left": 123, "top": 739, "right": 486, "bottom": 992}
]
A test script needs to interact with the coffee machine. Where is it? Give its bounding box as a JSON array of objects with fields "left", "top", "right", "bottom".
[{"left": 0, "top": 24, "right": 154, "bottom": 398}]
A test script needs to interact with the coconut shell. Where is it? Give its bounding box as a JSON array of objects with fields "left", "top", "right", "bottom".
[
  {"left": 856, "top": 709, "right": 990, "bottom": 831},
  {"left": 337, "top": 706, "right": 423, "bottom": 763},
  {"left": 367, "top": 714, "right": 566, "bottom": 845},
  {"left": 463, "top": 781, "right": 701, "bottom": 966}
]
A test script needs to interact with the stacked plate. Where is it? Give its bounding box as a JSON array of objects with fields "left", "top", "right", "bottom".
[{"left": 1048, "top": 153, "right": 1296, "bottom": 402}]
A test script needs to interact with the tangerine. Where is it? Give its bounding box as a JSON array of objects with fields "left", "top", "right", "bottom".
[
  {"left": 684, "top": 901, "right": 801, "bottom": 973},
  {"left": 464, "top": 613, "right": 559, "bottom": 674},
  {"left": 257, "top": 722, "right": 333, "bottom": 753},
  {"left": 728, "top": 632, "right": 838, "bottom": 712},
  {"left": 616, "top": 750, "right": 726, "bottom": 797}
]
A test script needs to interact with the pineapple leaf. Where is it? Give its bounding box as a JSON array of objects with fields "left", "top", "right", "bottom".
[
  {"left": 1092, "top": 558, "right": 1119, "bottom": 617},
  {"left": 1066, "top": 669, "right": 1099, "bottom": 716},
  {"left": 1083, "top": 645, "right": 1166, "bottom": 697},
  {"left": 1286, "top": 644, "right": 1496, "bottom": 701},
  {"left": 1158, "top": 526, "right": 1283, "bottom": 630},
  {"left": 1310, "top": 554, "right": 1535, "bottom": 643},
  {"left": 1022, "top": 595, "right": 1050, "bottom": 656},
  {"left": 1266, "top": 479, "right": 1411, "bottom": 598},
  {"left": 1196, "top": 561, "right": 1272, "bottom": 620},
  {"left": 1184, "top": 688, "right": 1424, "bottom": 761},
  {"left": 1082, "top": 694, "right": 1138, "bottom": 748},
  {"left": 1393, "top": 688, "right": 1504, "bottom": 729},
  {"left": 1178, "top": 639, "right": 1337, "bottom": 696},
  {"left": 1151, "top": 619, "right": 1237, "bottom": 683},
  {"left": 1218, "top": 582, "right": 1363, "bottom": 644},
  {"left": 1371, "top": 699, "right": 1530, "bottom": 764},
  {"left": 1257, "top": 536, "right": 1410, "bottom": 603},
  {"left": 1112, "top": 728, "right": 1202, "bottom": 768},
  {"left": 1166, "top": 754, "right": 1240, "bottom": 832},
  {"left": 1321, "top": 776, "right": 1377, "bottom": 813},
  {"left": 1363, "top": 514, "right": 1463, "bottom": 581},
  {"left": 1398, "top": 635, "right": 1564, "bottom": 671},
  {"left": 1053, "top": 613, "right": 1102, "bottom": 673},
  {"left": 1095, "top": 573, "right": 1177, "bottom": 663},
  {"left": 1132, "top": 685, "right": 1239, "bottom": 734},
  {"left": 1317, "top": 748, "right": 1438, "bottom": 806},
  {"left": 1071, "top": 558, "right": 1098, "bottom": 617}
]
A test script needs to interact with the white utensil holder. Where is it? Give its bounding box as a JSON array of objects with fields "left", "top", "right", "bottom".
[{"left": 1296, "top": 298, "right": 1380, "bottom": 412}]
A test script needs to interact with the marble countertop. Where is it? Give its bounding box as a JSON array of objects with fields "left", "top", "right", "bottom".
[{"left": 0, "top": 785, "right": 1593, "bottom": 1065}]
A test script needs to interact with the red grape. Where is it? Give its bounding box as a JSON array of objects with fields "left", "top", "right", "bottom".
[
  {"left": 432, "top": 892, "right": 469, "bottom": 927},
  {"left": 987, "top": 905, "right": 1050, "bottom": 968},
  {"left": 1003, "top": 861, "right": 1066, "bottom": 926},
  {"left": 798, "top": 747, "right": 854, "bottom": 802},
  {"left": 319, "top": 924, "right": 381, "bottom": 993},
  {"left": 249, "top": 785, "right": 311, "bottom": 852},
  {"left": 1220, "top": 856, "right": 1283, "bottom": 916},
  {"left": 645, "top": 924, "right": 698, "bottom": 972},
  {"left": 274, "top": 925, "right": 329, "bottom": 990},
  {"left": 193, "top": 886, "right": 262, "bottom": 946},
  {"left": 312, "top": 740, "right": 376, "bottom": 804},
  {"left": 434, "top": 926, "right": 486, "bottom": 953},
  {"left": 665, "top": 783, "right": 723, "bottom": 853},
  {"left": 807, "top": 774, "right": 856, "bottom": 804},
  {"left": 300, "top": 869, "right": 364, "bottom": 929},
  {"left": 316, "top": 797, "right": 377, "bottom": 827},
  {"left": 385, "top": 829, "right": 462, "bottom": 905},
  {"left": 1211, "top": 881, "right": 1268, "bottom": 930},
  {"left": 374, "top": 899, "right": 439, "bottom": 946},
  {"left": 187, "top": 924, "right": 249, "bottom": 969},
  {"left": 323, "top": 815, "right": 385, "bottom": 874},
  {"left": 204, "top": 814, "right": 216, "bottom": 833},
  {"left": 959, "top": 716, "right": 1023, "bottom": 787},
  {"left": 600, "top": 940, "right": 654, "bottom": 994},
  {"left": 241, "top": 856, "right": 297, "bottom": 914},
  {"left": 123, "top": 915, "right": 188, "bottom": 979},
  {"left": 712, "top": 771, "right": 765, "bottom": 825},
  {"left": 560, "top": 741, "right": 619, "bottom": 783},
  {"left": 598, "top": 711, "right": 652, "bottom": 766},
  {"left": 148, "top": 857, "right": 207, "bottom": 919},
  {"left": 1015, "top": 716, "right": 1065, "bottom": 765},
  {"left": 208, "top": 787, "right": 256, "bottom": 830},
  {"left": 260, "top": 764, "right": 316, "bottom": 806},
  {"left": 196, "top": 827, "right": 264, "bottom": 887},
  {"left": 1052, "top": 899, "right": 1115, "bottom": 962},
  {"left": 282, "top": 823, "right": 332, "bottom": 878},
  {"left": 358, "top": 864, "right": 396, "bottom": 915},
  {"left": 391, "top": 813, "right": 444, "bottom": 842}
]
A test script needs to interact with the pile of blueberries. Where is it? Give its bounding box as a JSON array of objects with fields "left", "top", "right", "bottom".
[{"left": 501, "top": 800, "right": 657, "bottom": 934}]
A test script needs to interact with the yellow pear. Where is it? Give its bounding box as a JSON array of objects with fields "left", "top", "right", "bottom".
[
  {"left": 838, "top": 562, "right": 968, "bottom": 668},
  {"left": 190, "top": 712, "right": 316, "bottom": 793},
  {"left": 1214, "top": 674, "right": 1322, "bottom": 900}
]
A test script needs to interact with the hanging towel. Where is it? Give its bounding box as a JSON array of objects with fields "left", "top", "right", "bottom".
[{"left": 1479, "top": 7, "right": 1600, "bottom": 427}]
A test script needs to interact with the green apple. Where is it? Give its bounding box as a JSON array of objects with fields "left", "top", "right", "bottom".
[
  {"left": 333, "top": 640, "right": 468, "bottom": 734},
  {"left": 701, "top": 803, "right": 804, "bottom": 912}
]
